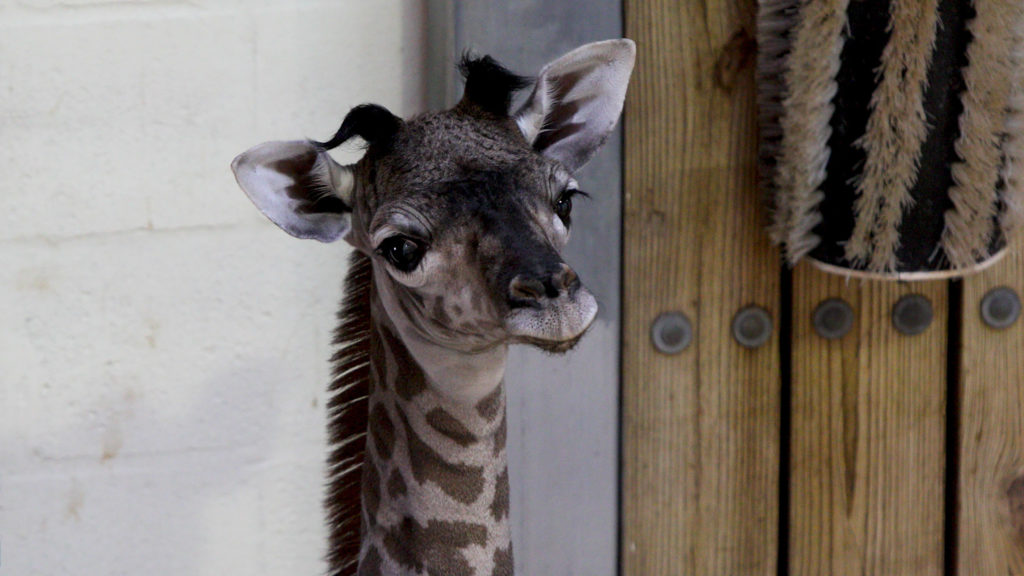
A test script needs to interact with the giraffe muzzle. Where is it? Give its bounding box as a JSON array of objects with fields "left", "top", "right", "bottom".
[
  {"left": 507, "top": 263, "right": 580, "bottom": 308},
  {"left": 503, "top": 263, "right": 597, "bottom": 351}
]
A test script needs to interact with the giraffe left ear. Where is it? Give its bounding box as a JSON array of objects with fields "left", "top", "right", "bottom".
[
  {"left": 231, "top": 140, "right": 354, "bottom": 242},
  {"left": 516, "top": 39, "right": 636, "bottom": 172}
]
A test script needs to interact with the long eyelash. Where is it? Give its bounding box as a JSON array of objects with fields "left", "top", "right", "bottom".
[{"left": 567, "top": 189, "right": 590, "bottom": 199}]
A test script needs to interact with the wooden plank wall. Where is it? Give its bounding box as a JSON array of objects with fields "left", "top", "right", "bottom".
[
  {"left": 622, "top": 1, "right": 781, "bottom": 574},
  {"left": 957, "top": 242, "right": 1024, "bottom": 574},
  {"left": 623, "top": 1, "right": 1024, "bottom": 575},
  {"left": 788, "top": 269, "right": 947, "bottom": 574}
]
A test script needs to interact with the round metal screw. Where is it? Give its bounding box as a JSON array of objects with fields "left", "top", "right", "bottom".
[
  {"left": 651, "top": 312, "right": 692, "bottom": 355},
  {"left": 813, "top": 298, "right": 854, "bottom": 340},
  {"left": 732, "top": 306, "right": 773, "bottom": 349},
  {"left": 892, "top": 294, "right": 933, "bottom": 336},
  {"left": 980, "top": 287, "right": 1021, "bottom": 330}
]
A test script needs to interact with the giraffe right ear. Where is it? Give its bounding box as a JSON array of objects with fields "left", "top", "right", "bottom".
[
  {"left": 515, "top": 39, "right": 635, "bottom": 172},
  {"left": 231, "top": 140, "right": 354, "bottom": 243}
]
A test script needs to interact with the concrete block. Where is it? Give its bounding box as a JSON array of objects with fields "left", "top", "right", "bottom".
[
  {"left": 1, "top": 226, "right": 347, "bottom": 574},
  {"left": 0, "top": 1, "right": 421, "bottom": 241},
  {"left": 0, "top": 455, "right": 284, "bottom": 576},
  {"left": 1, "top": 227, "right": 345, "bottom": 466},
  {"left": 0, "top": 2, "right": 424, "bottom": 573}
]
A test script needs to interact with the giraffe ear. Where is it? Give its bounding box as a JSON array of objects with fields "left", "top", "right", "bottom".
[
  {"left": 231, "top": 140, "right": 354, "bottom": 242},
  {"left": 515, "top": 39, "right": 636, "bottom": 172}
]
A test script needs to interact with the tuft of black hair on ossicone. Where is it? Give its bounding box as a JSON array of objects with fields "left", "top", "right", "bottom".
[
  {"left": 458, "top": 53, "right": 532, "bottom": 117},
  {"left": 314, "top": 104, "right": 403, "bottom": 151}
]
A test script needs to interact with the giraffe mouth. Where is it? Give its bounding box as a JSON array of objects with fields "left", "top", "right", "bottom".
[
  {"left": 513, "top": 331, "right": 588, "bottom": 353},
  {"left": 504, "top": 286, "right": 598, "bottom": 353}
]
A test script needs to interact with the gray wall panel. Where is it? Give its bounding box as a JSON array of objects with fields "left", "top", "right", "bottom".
[{"left": 428, "top": 3, "right": 624, "bottom": 574}]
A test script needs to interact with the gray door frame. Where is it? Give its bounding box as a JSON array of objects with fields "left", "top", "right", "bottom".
[{"left": 426, "top": 3, "right": 625, "bottom": 574}]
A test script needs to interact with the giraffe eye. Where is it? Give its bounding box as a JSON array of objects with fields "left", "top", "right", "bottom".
[
  {"left": 553, "top": 188, "right": 588, "bottom": 224},
  {"left": 554, "top": 194, "right": 573, "bottom": 221},
  {"left": 377, "top": 236, "right": 426, "bottom": 273}
]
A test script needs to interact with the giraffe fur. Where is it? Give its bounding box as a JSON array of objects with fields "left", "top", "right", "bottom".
[{"left": 231, "top": 40, "right": 635, "bottom": 576}]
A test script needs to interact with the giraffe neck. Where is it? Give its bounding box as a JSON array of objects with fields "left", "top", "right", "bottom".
[{"left": 357, "top": 298, "right": 513, "bottom": 576}]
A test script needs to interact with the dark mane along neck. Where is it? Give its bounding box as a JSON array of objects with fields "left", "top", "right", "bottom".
[{"left": 325, "top": 250, "right": 373, "bottom": 576}]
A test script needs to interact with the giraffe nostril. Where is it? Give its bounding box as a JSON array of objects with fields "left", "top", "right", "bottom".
[
  {"left": 508, "top": 264, "right": 580, "bottom": 307},
  {"left": 509, "top": 276, "right": 547, "bottom": 305},
  {"left": 556, "top": 264, "right": 579, "bottom": 294}
]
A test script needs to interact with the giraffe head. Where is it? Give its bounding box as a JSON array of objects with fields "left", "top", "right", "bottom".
[{"left": 233, "top": 40, "right": 634, "bottom": 361}]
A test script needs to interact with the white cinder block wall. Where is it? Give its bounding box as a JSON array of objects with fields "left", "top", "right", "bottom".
[{"left": 0, "top": 2, "right": 425, "bottom": 574}]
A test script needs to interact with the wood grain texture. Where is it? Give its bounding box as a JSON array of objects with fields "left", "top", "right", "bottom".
[
  {"left": 957, "top": 238, "right": 1024, "bottom": 574},
  {"left": 622, "top": 1, "right": 780, "bottom": 574},
  {"left": 788, "top": 264, "right": 947, "bottom": 575}
]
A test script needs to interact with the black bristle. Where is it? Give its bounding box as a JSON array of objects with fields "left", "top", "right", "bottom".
[
  {"left": 458, "top": 53, "right": 532, "bottom": 117},
  {"left": 314, "top": 104, "right": 403, "bottom": 151}
]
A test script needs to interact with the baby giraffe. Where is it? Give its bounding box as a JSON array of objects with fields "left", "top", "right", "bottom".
[{"left": 232, "top": 40, "right": 634, "bottom": 576}]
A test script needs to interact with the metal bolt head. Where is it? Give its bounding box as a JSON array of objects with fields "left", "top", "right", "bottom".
[
  {"left": 651, "top": 312, "right": 692, "bottom": 354},
  {"left": 732, "top": 306, "right": 773, "bottom": 349},
  {"left": 980, "top": 286, "right": 1021, "bottom": 330},
  {"left": 892, "top": 294, "right": 933, "bottom": 336},
  {"left": 813, "top": 298, "right": 854, "bottom": 340}
]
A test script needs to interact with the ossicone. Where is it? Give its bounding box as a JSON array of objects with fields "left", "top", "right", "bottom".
[
  {"left": 458, "top": 53, "right": 532, "bottom": 117},
  {"left": 314, "top": 104, "right": 403, "bottom": 150}
]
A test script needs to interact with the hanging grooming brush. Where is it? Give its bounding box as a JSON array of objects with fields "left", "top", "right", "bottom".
[{"left": 758, "top": 0, "right": 1024, "bottom": 279}]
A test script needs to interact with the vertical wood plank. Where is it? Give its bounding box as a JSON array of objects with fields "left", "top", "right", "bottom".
[
  {"left": 957, "top": 238, "right": 1024, "bottom": 574},
  {"left": 622, "top": 1, "right": 781, "bottom": 574},
  {"left": 789, "top": 266, "right": 947, "bottom": 575}
]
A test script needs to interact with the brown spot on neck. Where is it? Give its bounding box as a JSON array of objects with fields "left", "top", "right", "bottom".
[
  {"left": 426, "top": 407, "right": 478, "bottom": 447},
  {"left": 358, "top": 546, "right": 384, "bottom": 576},
  {"left": 369, "top": 402, "right": 397, "bottom": 460},
  {"left": 397, "top": 410, "right": 486, "bottom": 505},
  {"left": 493, "top": 545, "right": 514, "bottom": 576},
  {"left": 476, "top": 385, "right": 504, "bottom": 421},
  {"left": 362, "top": 462, "right": 381, "bottom": 527},
  {"left": 386, "top": 469, "right": 408, "bottom": 499},
  {"left": 493, "top": 410, "right": 507, "bottom": 458},
  {"left": 380, "top": 323, "right": 429, "bottom": 401},
  {"left": 491, "top": 467, "right": 510, "bottom": 521},
  {"left": 369, "top": 324, "right": 390, "bottom": 392},
  {"left": 382, "top": 517, "right": 487, "bottom": 576}
]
